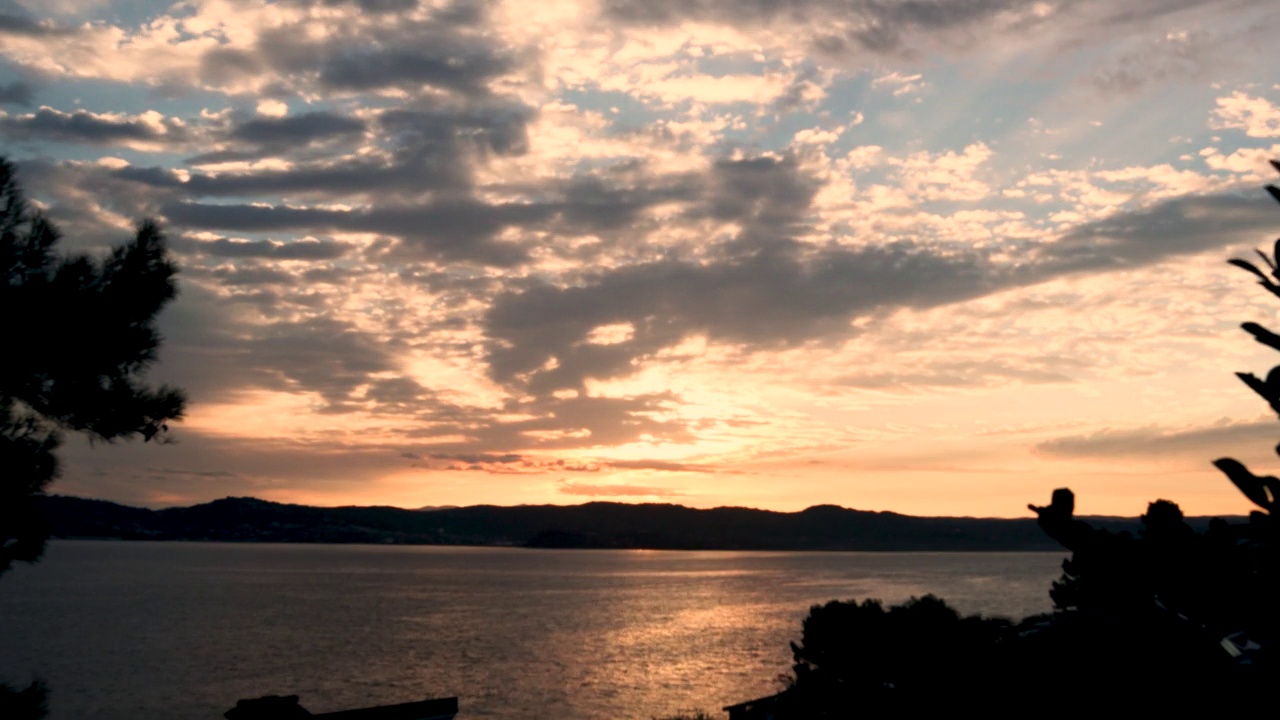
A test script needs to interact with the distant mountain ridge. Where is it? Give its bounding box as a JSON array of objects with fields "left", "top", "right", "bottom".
[{"left": 32, "top": 495, "right": 1232, "bottom": 551}]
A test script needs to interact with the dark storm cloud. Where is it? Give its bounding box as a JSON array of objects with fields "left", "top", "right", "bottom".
[
  {"left": 228, "top": 111, "right": 366, "bottom": 146},
  {"left": 154, "top": 152, "right": 692, "bottom": 268},
  {"left": 393, "top": 393, "right": 696, "bottom": 453},
  {"left": 689, "top": 154, "right": 818, "bottom": 237},
  {"left": 1033, "top": 194, "right": 1280, "bottom": 273},
  {"left": 206, "top": 264, "right": 296, "bottom": 286},
  {"left": 174, "top": 103, "right": 530, "bottom": 192},
  {"left": 241, "top": 316, "right": 407, "bottom": 406},
  {"left": 161, "top": 199, "right": 537, "bottom": 266},
  {"left": 601, "top": 0, "right": 1043, "bottom": 54},
  {"left": 199, "top": 48, "right": 263, "bottom": 86},
  {"left": 175, "top": 236, "right": 354, "bottom": 260},
  {"left": 0, "top": 107, "right": 186, "bottom": 144},
  {"left": 0, "top": 80, "right": 33, "bottom": 105},
  {"left": 377, "top": 105, "right": 530, "bottom": 157},
  {"left": 147, "top": 283, "right": 415, "bottom": 410},
  {"left": 178, "top": 159, "right": 462, "bottom": 196},
  {"left": 0, "top": 1, "right": 73, "bottom": 38},
  {"left": 318, "top": 44, "right": 513, "bottom": 95},
  {"left": 222, "top": 1, "right": 511, "bottom": 98},
  {"left": 600, "top": 0, "right": 1267, "bottom": 57},
  {"left": 1034, "top": 420, "right": 1277, "bottom": 459},
  {"left": 484, "top": 239, "right": 1005, "bottom": 394}
]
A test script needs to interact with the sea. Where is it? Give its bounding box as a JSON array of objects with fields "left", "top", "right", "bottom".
[{"left": 0, "top": 541, "right": 1066, "bottom": 719}]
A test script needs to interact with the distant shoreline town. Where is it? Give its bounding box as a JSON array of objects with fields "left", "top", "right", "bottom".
[{"left": 35, "top": 494, "right": 1235, "bottom": 552}]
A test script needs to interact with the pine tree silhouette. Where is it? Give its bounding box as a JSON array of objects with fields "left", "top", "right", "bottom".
[{"left": 0, "top": 156, "right": 187, "bottom": 719}]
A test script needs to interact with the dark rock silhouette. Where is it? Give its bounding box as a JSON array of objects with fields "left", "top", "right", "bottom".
[
  {"left": 225, "top": 695, "right": 314, "bottom": 719},
  {"left": 0, "top": 681, "right": 48, "bottom": 719},
  {"left": 225, "top": 694, "right": 459, "bottom": 720}
]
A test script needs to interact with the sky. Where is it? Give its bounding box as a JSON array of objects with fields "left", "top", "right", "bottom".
[{"left": 3, "top": 0, "right": 1280, "bottom": 517}]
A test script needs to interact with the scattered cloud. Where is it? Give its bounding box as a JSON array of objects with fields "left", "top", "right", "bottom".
[
  {"left": 557, "top": 480, "right": 686, "bottom": 498},
  {"left": 1035, "top": 419, "right": 1277, "bottom": 459},
  {"left": 1213, "top": 91, "right": 1280, "bottom": 138}
]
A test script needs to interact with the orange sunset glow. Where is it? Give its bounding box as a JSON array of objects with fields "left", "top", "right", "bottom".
[{"left": 5, "top": 0, "right": 1280, "bottom": 517}]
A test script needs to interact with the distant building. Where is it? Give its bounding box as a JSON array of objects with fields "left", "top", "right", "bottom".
[{"left": 225, "top": 694, "right": 458, "bottom": 720}]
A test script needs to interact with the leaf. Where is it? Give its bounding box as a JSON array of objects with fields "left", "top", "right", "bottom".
[
  {"left": 1242, "top": 322, "right": 1280, "bottom": 352},
  {"left": 1213, "top": 458, "right": 1277, "bottom": 511},
  {"left": 1229, "top": 258, "right": 1270, "bottom": 282},
  {"left": 1256, "top": 248, "right": 1276, "bottom": 272}
]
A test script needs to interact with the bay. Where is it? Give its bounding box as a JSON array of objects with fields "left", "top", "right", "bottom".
[{"left": 0, "top": 541, "right": 1065, "bottom": 719}]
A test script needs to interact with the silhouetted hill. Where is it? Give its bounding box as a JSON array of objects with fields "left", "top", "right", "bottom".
[{"left": 32, "top": 495, "right": 1233, "bottom": 551}]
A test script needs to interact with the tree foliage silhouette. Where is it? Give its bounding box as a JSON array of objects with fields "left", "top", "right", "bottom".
[
  {"left": 1, "top": 154, "right": 186, "bottom": 719},
  {"left": 1, "top": 156, "right": 186, "bottom": 576}
]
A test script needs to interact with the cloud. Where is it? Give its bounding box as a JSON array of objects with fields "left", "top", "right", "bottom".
[
  {"left": 421, "top": 452, "right": 718, "bottom": 474},
  {"left": 150, "top": 103, "right": 531, "bottom": 195},
  {"left": 0, "top": 106, "right": 188, "bottom": 145},
  {"left": 0, "top": 80, "right": 33, "bottom": 105},
  {"left": 236, "top": 316, "right": 413, "bottom": 408},
  {"left": 600, "top": 0, "right": 1048, "bottom": 54},
  {"left": 1034, "top": 419, "right": 1278, "bottom": 459},
  {"left": 148, "top": 468, "right": 241, "bottom": 479},
  {"left": 228, "top": 111, "right": 366, "bottom": 146},
  {"left": 161, "top": 199, "right": 537, "bottom": 266},
  {"left": 872, "top": 70, "right": 926, "bottom": 96},
  {"left": 557, "top": 479, "right": 686, "bottom": 498},
  {"left": 316, "top": 42, "right": 513, "bottom": 95},
  {"left": 834, "top": 359, "right": 1076, "bottom": 391},
  {"left": 1035, "top": 193, "right": 1280, "bottom": 274},
  {"left": 1089, "top": 29, "right": 1218, "bottom": 95},
  {"left": 426, "top": 453, "right": 603, "bottom": 473},
  {"left": 1212, "top": 91, "right": 1280, "bottom": 138},
  {"left": 0, "top": 3, "right": 72, "bottom": 38},
  {"left": 293, "top": 0, "right": 420, "bottom": 13},
  {"left": 245, "top": 8, "right": 516, "bottom": 98},
  {"left": 174, "top": 235, "right": 354, "bottom": 260},
  {"left": 484, "top": 238, "right": 1008, "bottom": 394}
]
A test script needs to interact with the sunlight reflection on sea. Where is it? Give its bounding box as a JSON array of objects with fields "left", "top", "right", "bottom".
[{"left": 0, "top": 542, "right": 1064, "bottom": 719}]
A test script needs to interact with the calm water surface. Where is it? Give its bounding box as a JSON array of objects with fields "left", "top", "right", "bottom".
[{"left": 0, "top": 541, "right": 1065, "bottom": 719}]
